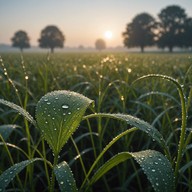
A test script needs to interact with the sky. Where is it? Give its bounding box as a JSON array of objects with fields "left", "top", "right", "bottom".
[{"left": 0, "top": 0, "right": 192, "bottom": 48}]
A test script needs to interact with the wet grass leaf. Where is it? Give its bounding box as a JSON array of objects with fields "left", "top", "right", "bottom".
[
  {"left": 54, "top": 161, "right": 78, "bottom": 192},
  {"left": 0, "top": 158, "right": 42, "bottom": 191},
  {"left": 36, "top": 90, "right": 93, "bottom": 155}
]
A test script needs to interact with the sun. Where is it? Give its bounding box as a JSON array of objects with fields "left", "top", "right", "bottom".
[{"left": 104, "top": 30, "right": 113, "bottom": 39}]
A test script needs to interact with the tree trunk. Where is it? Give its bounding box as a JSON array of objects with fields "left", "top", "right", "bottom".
[
  {"left": 140, "top": 46, "right": 144, "bottom": 53},
  {"left": 169, "top": 46, "right": 173, "bottom": 53},
  {"left": 51, "top": 47, "right": 54, "bottom": 53}
]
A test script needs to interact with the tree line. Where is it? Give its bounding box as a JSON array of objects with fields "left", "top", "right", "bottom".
[
  {"left": 123, "top": 5, "right": 192, "bottom": 52},
  {"left": 9, "top": 5, "right": 192, "bottom": 53}
]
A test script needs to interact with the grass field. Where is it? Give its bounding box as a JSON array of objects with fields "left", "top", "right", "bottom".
[{"left": 0, "top": 52, "right": 192, "bottom": 192}]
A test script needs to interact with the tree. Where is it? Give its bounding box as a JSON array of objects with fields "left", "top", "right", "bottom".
[
  {"left": 11, "top": 30, "right": 30, "bottom": 52},
  {"left": 183, "top": 17, "right": 192, "bottom": 50},
  {"left": 38, "top": 25, "right": 65, "bottom": 53},
  {"left": 95, "top": 39, "right": 106, "bottom": 51},
  {"left": 157, "top": 5, "right": 187, "bottom": 52},
  {"left": 122, "top": 13, "right": 157, "bottom": 53}
]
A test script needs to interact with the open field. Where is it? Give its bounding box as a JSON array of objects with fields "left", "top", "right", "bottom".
[{"left": 0, "top": 52, "right": 192, "bottom": 191}]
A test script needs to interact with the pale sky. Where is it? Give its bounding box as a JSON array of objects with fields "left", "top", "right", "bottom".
[{"left": 0, "top": 0, "right": 191, "bottom": 47}]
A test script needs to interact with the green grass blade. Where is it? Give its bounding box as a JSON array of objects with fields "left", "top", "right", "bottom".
[
  {"left": 89, "top": 152, "right": 132, "bottom": 185},
  {"left": 131, "top": 150, "right": 175, "bottom": 192},
  {"left": 0, "top": 158, "right": 43, "bottom": 191},
  {"left": 133, "top": 74, "right": 187, "bottom": 181},
  {"left": 84, "top": 113, "right": 167, "bottom": 150},
  {"left": 54, "top": 161, "right": 78, "bottom": 192},
  {"left": 0, "top": 99, "right": 36, "bottom": 126},
  {"left": 0, "top": 124, "right": 18, "bottom": 140},
  {"left": 90, "top": 150, "right": 175, "bottom": 192},
  {"left": 36, "top": 90, "right": 93, "bottom": 156},
  {"left": 80, "top": 127, "right": 137, "bottom": 189}
]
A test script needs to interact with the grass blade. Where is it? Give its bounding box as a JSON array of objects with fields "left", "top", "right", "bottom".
[
  {"left": 84, "top": 113, "right": 167, "bottom": 151},
  {"left": 80, "top": 127, "right": 137, "bottom": 189},
  {"left": 133, "top": 74, "right": 187, "bottom": 181},
  {"left": 0, "top": 99, "right": 36, "bottom": 126},
  {"left": 54, "top": 161, "right": 78, "bottom": 192},
  {"left": 0, "top": 158, "right": 43, "bottom": 191},
  {"left": 88, "top": 152, "right": 132, "bottom": 185},
  {"left": 131, "top": 150, "right": 175, "bottom": 192},
  {"left": 89, "top": 150, "right": 175, "bottom": 192}
]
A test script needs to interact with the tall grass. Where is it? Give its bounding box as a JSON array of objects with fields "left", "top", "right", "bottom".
[{"left": 0, "top": 52, "right": 192, "bottom": 191}]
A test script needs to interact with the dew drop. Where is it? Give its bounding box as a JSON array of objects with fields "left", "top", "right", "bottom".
[
  {"left": 62, "top": 105, "right": 69, "bottom": 109},
  {"left": 60, "top": 181, "right": 64, "bottom": 185},
  {"left": 47, "top": 102, "right": 51, "bottom": 105},
  {"left": 152, "top": 169, "right": 156, "bottom": 172}
]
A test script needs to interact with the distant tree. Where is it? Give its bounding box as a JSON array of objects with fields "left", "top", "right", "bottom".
[
  {"left": 78, "top": 45, "right": 84, "bottom": 50},
  {"left": 157, "top": 5, "right": 187, "bottom": 52},
  {"left": 122, "top": 13, "right": 157, "bottom": 53},
  {"left": 95, "top": 39, "right": 106, "bottom": 51},
  {"left": 38, "top": 25, "right": 65, "bottom": 53},
  {"left": 11, "top": 30, "right": 30, "bottom": 52},
  {"left": 183, "top": 17, "right": 192, "bottom": 50}
]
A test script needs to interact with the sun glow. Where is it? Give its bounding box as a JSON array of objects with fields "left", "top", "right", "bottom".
[{"left": 104, "top": 30, "right": 113, "bottom": 39}]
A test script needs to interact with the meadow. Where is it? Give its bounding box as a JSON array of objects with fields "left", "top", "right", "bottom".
[{"left": 0, "top": 52, "right": 192, "bottom": 192}]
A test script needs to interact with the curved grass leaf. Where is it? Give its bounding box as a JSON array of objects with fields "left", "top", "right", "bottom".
[
  {"left": 84, "top": 113, "right": 167, "bottom": 151},
  {"left": 138, "top": 91, "right": 180, "bottom": 105},
  {"left": 54, "top": 161, "right": 77, "bottom": 192},
  {"left": 0, "top": 124, "right": 19, "bottom": 141},
  {"left": 81, "top": 127, "right": 138, "bottom": 189},
  {"left": 36, "top": 90, "right": 93, "bottom": 155},
  {"left": 131, "top": 150, "right": 175, "bottom": 192},
  {"left": 89, "top": 152, "right": 132, "bottom": 185},
  {"left": 132, "top": 74, "right": 187, "bottom": 180},
  {"left": 0, "top": 158, "right": 42, "bottom": 191},
  {"left": 89, "top": 150, "right": 175, "bottom": 192},
  {"left": 0, "top": 99, "right": 36, "bottom": 126}
]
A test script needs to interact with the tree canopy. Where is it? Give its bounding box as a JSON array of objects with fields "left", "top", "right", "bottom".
[
  {"left": 122, "top": 13, "right": 157, "bottom": 52},
  {"left": 157, "top": 5, "right": 187, "bottom": 52},
  {"left": 11, "top": 30, "right": 30, "bottom": 52},
  {"left": 183, "top": 17, "right": 192, "bottom": 49},
  {"left": 38, "top": 25, "right": 65, "bottom": 53},
  {"left": 95, "top": 39, "right": 106, "bottom": 51}
]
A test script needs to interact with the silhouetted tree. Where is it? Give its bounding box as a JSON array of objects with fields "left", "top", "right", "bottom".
[
  {"left": 38, "top": 25, "right": 65, "bottom": 53},
  {"left": 122, "top": 13, "right": 157, "bottom": 53},
  {"left": 157, "top": 5, "right": 187, "bottom": 52},
  {"left": 95, "top": 39, "right": 106, "bottom": 51},
  {"left": 183, "top": 17, "right": 192, "bottom": 50},
  {"left": 11, "top": 30, "right": 30, "bottom": 52}
]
